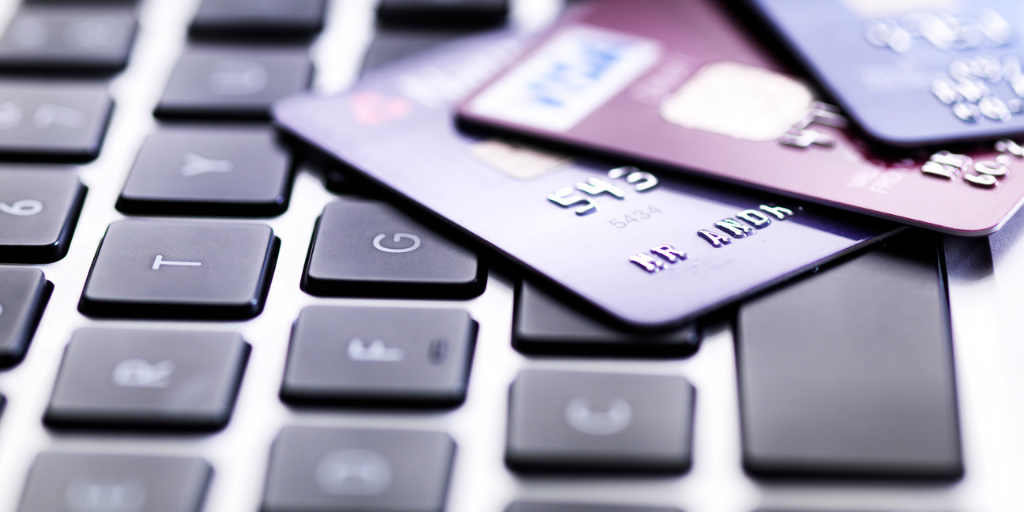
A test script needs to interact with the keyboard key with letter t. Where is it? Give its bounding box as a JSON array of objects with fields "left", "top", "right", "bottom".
[{"left": 79, "top": 220, "right": 278, "bottom": 319}]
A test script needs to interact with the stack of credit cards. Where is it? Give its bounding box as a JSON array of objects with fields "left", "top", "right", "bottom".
[
  {"left": 273, "top": 2, "right": 993, "bottom": 342},
  {"left": 275, "top": 28, "right": 898, "bottom": 329},
  {"left": 271, "top": 0, "right": 989, "bottom": 484}
]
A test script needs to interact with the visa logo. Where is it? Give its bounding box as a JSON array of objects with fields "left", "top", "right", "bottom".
[
  {"left": 527, "top": 39, "right": 631, "bottom": 108},
  {"left": 468, "top": 25, "right": 662, "bottom": 132}
]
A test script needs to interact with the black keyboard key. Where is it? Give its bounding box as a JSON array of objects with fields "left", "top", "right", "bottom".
[
  {"left": 508, "top": 503, "right": 680, "bottom": 512},
  {"left": 80, "top": 220, "right": 278, "bottom": 319},
  {"left": 0, "top": 170, "right": 86, "bottom": 263},
  {"left": 45, "top": 328, "right": 250, "bottom": 430},
  {"left": 507, "top": 369, "right": 695, "bottom": 473},
  {"left": 282, "top": 305, "right": 477, "bottom": 407},
  {"left": 377, "top": 0, "right": 509, "bottom": 28},
  {"left": 155, "top": 46, "right": 312, "bottom": 120},
  {"left": 0, "top": 82, "right": 112, "bottom": 161},
  {"left": 190, "top": 0, "right": 326, "bottom": 39},
  {"left": 0, "top": 6, "right": 137, "bottom": 74},
  {"left": 514, "top": 281, "right": 700, "bottom": 357},
  {"left": 304, "top": 200, "right": 484, "bottom": 298},
  {"left": 737, "top": 232, "right": 962, "bottom": 480},
  {"left": 117, "top": 126, "right": 292, "bottom": 217},
  {"left": 18, "top": 452, "right": 211, "bottom": 512},
  {"left": 263, "top": 426, "right": 455, "bottom": 512},
  {"left": 361, "top": 29, "right": 481, "bottom": 75},
  {"left": 0, "top": 267, "right": 48, "bottom": 367}
]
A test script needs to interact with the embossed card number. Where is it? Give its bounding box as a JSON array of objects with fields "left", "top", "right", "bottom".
[
  {"left": 608, "top": 205, "right": 663, "bottom": 228},
  {"left": 548, "top": 165, "right": 658, "bottom": 216}
]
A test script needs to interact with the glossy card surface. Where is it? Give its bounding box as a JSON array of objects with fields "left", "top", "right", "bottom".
[
  {"left": 749, "top": 0, "right": 1024, "bottom": 147},
  {"left": 457, "top": 0, "right": 1024, "bottom": 236},
  {"left": 274, "top": 30, "right": 896, "bottom": 329}
]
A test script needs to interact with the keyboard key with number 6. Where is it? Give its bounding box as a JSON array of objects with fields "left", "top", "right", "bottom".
[
  {"left": 0, "top": 170, "right": 86, "bottom": 263},
  {"left": 79, "top": 220, "right": 278, "bottom": 319}
]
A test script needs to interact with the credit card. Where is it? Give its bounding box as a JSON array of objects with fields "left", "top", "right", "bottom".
[
  {"left": 456, "top": 0, "right": 1024, "bottom": 236},
  {"left": 273, "top": 29, "right": 897, "bottom": 329},
  {"left": 748, "top": 0, "right": 1024, "bottom": 147}
]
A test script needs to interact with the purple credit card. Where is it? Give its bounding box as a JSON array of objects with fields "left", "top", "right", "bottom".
[
  {"left": 457, "top": 0, "right": 1024, "bottom": 236},
  {"left": 273, "top": 29, "right": 897, "bottom": 329}
]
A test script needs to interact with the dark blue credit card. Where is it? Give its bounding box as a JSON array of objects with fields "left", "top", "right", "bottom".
[
  {"left": 748, "top": 0, "right": 1024, "bottom": 146},
  {"left": 273, "top": 30, "right": 897, "bottom": 329}
]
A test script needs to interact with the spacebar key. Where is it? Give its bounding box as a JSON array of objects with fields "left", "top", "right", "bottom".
[{"left": 736, "top": 231, "right": 962, "bottom": 480}]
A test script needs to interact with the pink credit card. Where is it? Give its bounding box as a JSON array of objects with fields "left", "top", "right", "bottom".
[{"left": 457, "top": 0, "right": 1024, "bottom": 236}]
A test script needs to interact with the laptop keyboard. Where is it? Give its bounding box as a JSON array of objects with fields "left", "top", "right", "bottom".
[{"left": 0, "top": 0, "right": 1017, "bottom": 511}]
